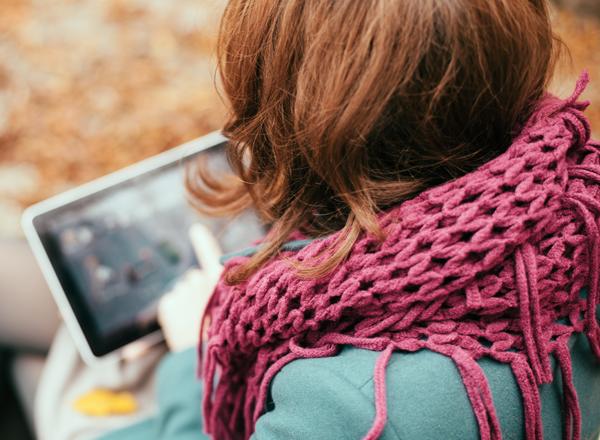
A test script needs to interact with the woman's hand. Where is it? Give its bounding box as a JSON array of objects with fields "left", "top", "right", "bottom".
[{"left": 157, "top": 223, "right": 223, "bottom": 352}]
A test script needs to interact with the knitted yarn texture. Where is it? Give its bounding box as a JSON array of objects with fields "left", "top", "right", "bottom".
[{"left": 201, "top": 75, "right": 599, "bottom": 440}]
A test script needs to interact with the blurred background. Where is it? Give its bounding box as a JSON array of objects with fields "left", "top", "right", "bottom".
[
  {"left": 0, "top": 1, "right": 598, "bottom": 439},
  {"left": 0, "top": 0, "right": 228, "bottom": 238}
]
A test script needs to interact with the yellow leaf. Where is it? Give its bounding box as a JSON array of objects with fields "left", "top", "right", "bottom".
[{"left": 73, "top": 389, "right": 138, "bottom": 417}]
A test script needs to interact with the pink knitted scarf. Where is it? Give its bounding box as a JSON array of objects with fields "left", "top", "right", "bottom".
[{"left": 200, "top": 75, "right": 599, "bottom": 440}]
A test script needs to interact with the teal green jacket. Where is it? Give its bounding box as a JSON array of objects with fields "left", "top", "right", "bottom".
[
  {"left": 101, "top": 242, "right": 600, "bottom": 439},
  {"left": 101, "top": 331, "right": 600, "bottom": 440}
]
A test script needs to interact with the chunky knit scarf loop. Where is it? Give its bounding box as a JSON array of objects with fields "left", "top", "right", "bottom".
[{"left": 201, "top": 75, "right": 599, "bottom": 440}]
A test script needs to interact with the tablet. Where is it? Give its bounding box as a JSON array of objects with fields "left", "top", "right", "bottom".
[{"left": 22, "top": 131, "right": 266, "bottom": 363}]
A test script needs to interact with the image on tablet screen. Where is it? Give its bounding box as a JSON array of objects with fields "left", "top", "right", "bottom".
[{"left": 35, "top": 146, "right": 265, "bottom": 341}]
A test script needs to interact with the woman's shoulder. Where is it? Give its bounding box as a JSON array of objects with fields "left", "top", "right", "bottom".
[
  {"left": 257, "top": 346, "right": 495, "bottom": 439},
  {"left": 256, "top": 333, "right": 600, "bottom": 440}
]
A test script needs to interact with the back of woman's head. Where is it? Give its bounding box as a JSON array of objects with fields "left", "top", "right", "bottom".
[{"left": 188, "top": 0, "right": 559, "bottom": 283}]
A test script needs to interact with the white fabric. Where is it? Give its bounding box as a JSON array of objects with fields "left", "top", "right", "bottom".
[
  {"left": 11, "top": 353, "right": 46, "bottom": 427},
  {"left": 34, "top": 325, "right": 166, "bottom": 440}
]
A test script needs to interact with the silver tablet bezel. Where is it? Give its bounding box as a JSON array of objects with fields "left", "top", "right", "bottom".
[{"left": 21, "top": 130, "right": 227, "bottom": 364}]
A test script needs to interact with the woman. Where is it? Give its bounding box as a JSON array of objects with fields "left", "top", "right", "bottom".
[{"left": 102, "top": 0, "right": 600, "bottom": 439}]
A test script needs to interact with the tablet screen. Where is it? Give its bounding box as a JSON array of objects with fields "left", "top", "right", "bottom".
[{"left": 32, "top": 142, "right": 266, "bottom": 356}]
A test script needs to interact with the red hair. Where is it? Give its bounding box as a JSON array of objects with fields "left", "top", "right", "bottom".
[{"left": 187, "top": 0, "right": 560, "bottom": 283}]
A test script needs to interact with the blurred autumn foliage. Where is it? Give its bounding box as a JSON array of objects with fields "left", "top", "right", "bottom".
[
  {"left": 0, "top": 0, "right": 598, "bottom": 237},
  {"left": 0, "top": 0, "right": 227, "bottom": 235},
  {"left": 550, "top": 7, "right": 600, "bottom": 134}
]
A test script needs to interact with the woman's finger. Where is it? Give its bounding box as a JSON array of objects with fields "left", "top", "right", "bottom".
[{"left": 188, "top": 223, "right": 223, "bottom": 278}]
